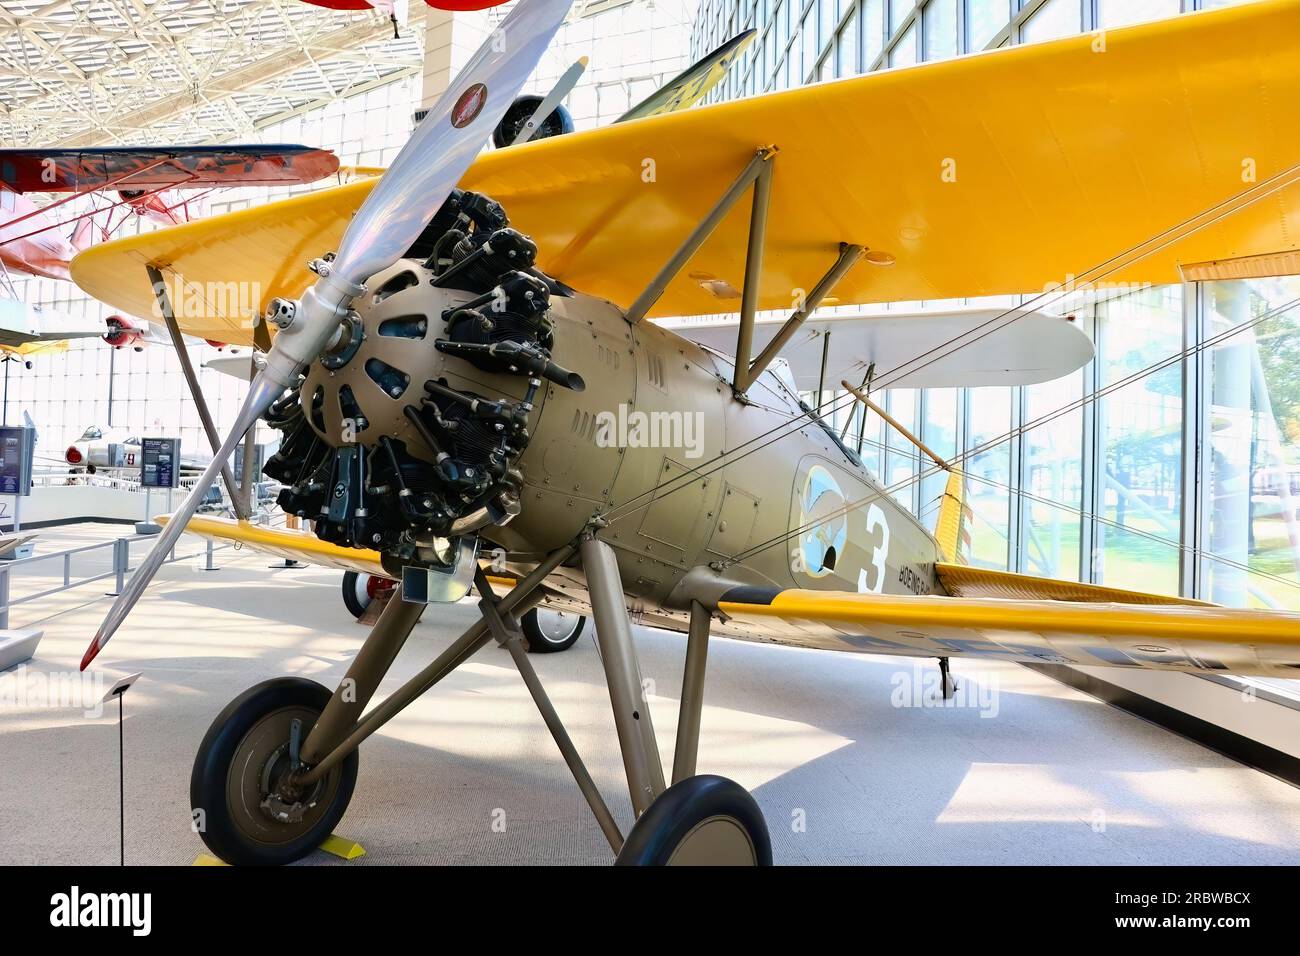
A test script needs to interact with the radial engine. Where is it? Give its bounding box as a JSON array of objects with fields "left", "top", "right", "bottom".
[{"left": 262, "top": 188, "right": 585, "bottom": 570}]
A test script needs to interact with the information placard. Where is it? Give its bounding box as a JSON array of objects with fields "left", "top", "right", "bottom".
[
  {"left": 233, "top": 439, "right": 268, "bottom": 485},
  {"left": 0, "top": 426, "right": 35, "bottom": 496},
  {"left": 139, "top": 437, "right": 181, "bottom": 489}
]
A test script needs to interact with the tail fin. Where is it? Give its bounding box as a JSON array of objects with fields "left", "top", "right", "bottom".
[{"left": 934, "top": 468, "right": 972, "bottom": 565}]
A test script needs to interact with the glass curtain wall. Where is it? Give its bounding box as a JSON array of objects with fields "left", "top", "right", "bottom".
[{"left": 692, "top": 0, "right": 1300, "bottom": 622}]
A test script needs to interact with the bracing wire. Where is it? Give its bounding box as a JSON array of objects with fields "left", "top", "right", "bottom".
[
  {"left": 728, "top": 295, "right": 1300, "bottom": 566},
  {"left": 949, "top": 468, "right": 1300, "bottom": 598},
  {"left": 599, "top": 160, "right": 1300, "bottom": 527}
]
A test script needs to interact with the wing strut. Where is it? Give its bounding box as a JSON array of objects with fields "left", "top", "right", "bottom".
[
  {"left": 624, "top": 146, "right": 776, "bottom": 324},
  {"left": 733, "top": 242, "right": 863, "bottom": 393},
  {"left": 146, "top": 264, "right": 249, "bottom": 519}
]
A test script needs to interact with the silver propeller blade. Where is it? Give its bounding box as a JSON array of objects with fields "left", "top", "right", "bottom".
[
  {"left": 82, "top": 0, "right": 574, "bottom": 670},
  {"left": 515, "top": 56, "right": 587, "bottom": 144},
  {"left": 332, "top": 0, "right": 574, "bottom": 290}
]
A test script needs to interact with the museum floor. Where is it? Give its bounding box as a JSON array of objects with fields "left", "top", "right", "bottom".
[{"left": 3, "top": 528, "right": 1300, "bottom": 866}]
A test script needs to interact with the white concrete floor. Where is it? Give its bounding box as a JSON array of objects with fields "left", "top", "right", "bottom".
[{"left": 3, "top": 526, "right": 1300, "bottom": 865}]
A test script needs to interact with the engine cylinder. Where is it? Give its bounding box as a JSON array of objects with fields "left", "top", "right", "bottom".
[{"left": 263, "top": 190, "right": 573, "bottom": 560}]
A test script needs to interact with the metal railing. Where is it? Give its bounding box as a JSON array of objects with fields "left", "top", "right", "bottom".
[
  {"left": 31, "top": 471, "right": 227, "bottom": 494},
  {"left": 0, "top": 510, "right": 286, "bottom": 629}
]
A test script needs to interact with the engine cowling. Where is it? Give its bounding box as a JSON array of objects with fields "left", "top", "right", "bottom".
[{"left": 102, "top": 315, "right": 146, "bottom": 351}]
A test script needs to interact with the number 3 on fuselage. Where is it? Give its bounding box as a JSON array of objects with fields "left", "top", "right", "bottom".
[{"left": 856, "top": 503, "right": 890, "bottom": 594}]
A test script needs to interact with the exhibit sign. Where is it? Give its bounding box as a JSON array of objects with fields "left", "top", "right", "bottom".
[
  {"left": 0, "top": 425, "right": 35, "bottom": 496},
  {"left": 139, "top": 438, "right": 181, "bottom": 490},
  {"left": 233, "top": 439, "right": 268, "bottom": 485}
]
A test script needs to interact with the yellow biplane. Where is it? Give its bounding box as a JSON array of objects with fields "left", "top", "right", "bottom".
[{"left": 71, "top": 0, "right": 1300, "bottom": 865}]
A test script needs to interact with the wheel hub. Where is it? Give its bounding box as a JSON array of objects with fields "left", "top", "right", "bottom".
[{"left": 258, "top": 741, "right": 324, "bottom": 825}]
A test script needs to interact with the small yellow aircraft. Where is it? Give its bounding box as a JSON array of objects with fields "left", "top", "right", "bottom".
[
  {"left": 0, "top": 299, "right": 103, "bottom": 367},
  {"left": 71, "top": 0, "right": 1300, "bottom": 865}
]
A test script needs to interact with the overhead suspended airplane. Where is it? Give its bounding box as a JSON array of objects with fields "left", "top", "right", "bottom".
[
  {"left": 0, "top": 144, "right": 339, "bottom": 283},
  {"left": 70, "top": 0, "right": 1300, "bottom": 866},
  {"left": 0, "top": 144, "right": 339, "bottom": 361},
  {"left": 0, "top": 297, "right": 102, "bottom": 366}
]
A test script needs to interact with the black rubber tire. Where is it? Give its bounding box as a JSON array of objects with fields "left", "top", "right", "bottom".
[
  {"left": 341, "top": 571, "right": 371, "bottom": 620},
  {"left": 615, "top": 775, "right": 772, "bottom": 866},
  {"left": 519, "top": 607, "right": 585, "bottom": 653},
  {"left": 190, "top": 677, "right": 358, "bottom": 866}
]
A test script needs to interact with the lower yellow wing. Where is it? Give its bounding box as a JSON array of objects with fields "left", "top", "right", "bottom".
[
  {"left": 718, "top": 580, "right": 1300, "bottom": 678},
  {"left": 159, "top": 514, "right": 525, "bottom": 596},
  {"left": 159, "top": 513, "right": 388, "bottom": 579}
]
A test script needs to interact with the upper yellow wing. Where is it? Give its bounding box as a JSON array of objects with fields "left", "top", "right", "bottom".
[
  {"left": 73, "top": 0, "right": 1300, "bottom": 344},
  {"left": 718, "top": 575, "right": 1300, "bottom": 677}
]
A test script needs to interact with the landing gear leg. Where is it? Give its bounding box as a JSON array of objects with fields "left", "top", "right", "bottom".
[
  {"left": 189, "top": 594, "right": 426, "bottom": 865},
  {"left": 579, "top": 533, "right": 666, "bottom": 815},
  {"left": 672, "top": 600, "right": 711, "bottom": 785},
  {"left": 939, "top": 656, "right": 957, "bottom": 700},
  {"left": 580, "top": 534, "right": 770, "bottom": 865},
  {"left": 299, "top": 593, "right": 425, "bottom": 766}
]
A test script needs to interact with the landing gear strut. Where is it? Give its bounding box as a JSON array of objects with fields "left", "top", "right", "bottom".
[{"left": 194, "top": 533, "right": 769, "bottom": 865}]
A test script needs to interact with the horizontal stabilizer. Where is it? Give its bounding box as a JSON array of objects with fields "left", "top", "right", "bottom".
[{"left": 202, "top": 356, "right": 256, "bottom": 381}]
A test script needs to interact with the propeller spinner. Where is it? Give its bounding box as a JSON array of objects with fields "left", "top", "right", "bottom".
[{"left": 81, "top": 0, "right": 575, "bottom": 671}]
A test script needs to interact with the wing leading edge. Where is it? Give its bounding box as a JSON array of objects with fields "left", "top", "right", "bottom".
[{"left": 158, "top": 513, "right": 387, "bottom": 578}]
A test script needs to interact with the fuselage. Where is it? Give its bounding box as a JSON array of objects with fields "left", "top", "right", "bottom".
[
  {"left": 65, "top": 429, "right": 211, "bottom": 473},
  {"left": 286, "top": 255, "right": 946, "bottom": 639},
  {"left": 0, "top": 187, "right": 74, "bottom": 281},
  {"left": 497, "top": 288, "right": 945, "bottom": 627}
]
